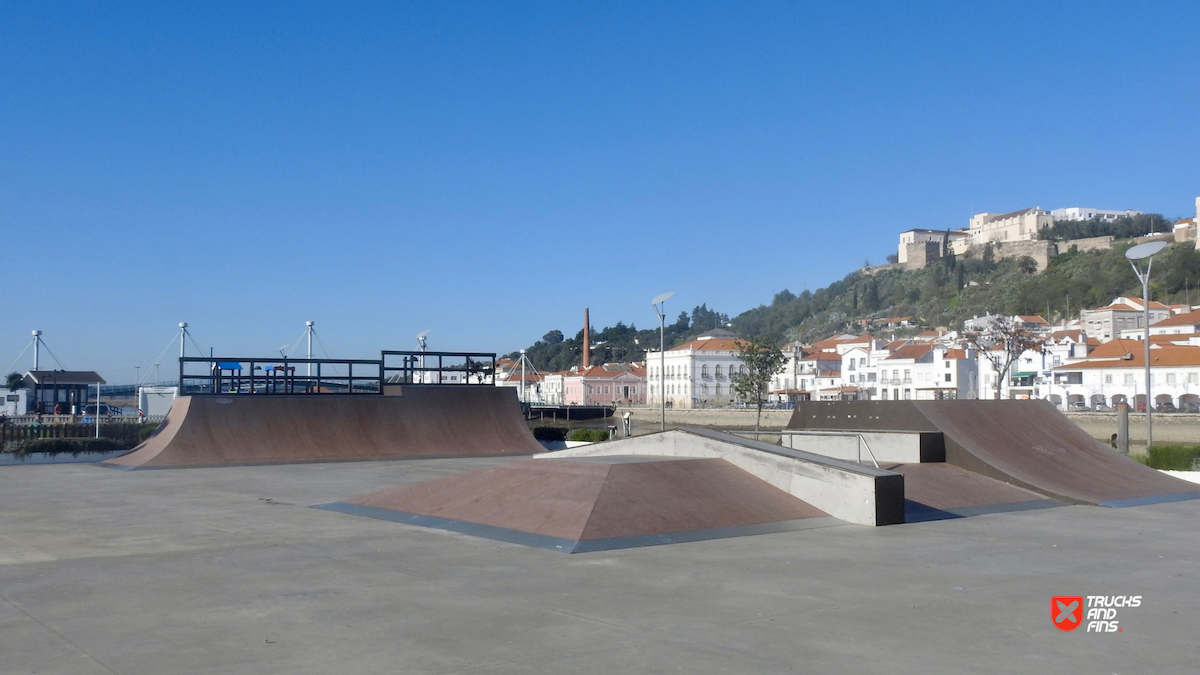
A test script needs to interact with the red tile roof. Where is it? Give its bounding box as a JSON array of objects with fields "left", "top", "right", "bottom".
[
  {"left": 886, "top": 344, "right": 934, "bottom": 360},
  {"left": 1057, "top": 346, "right": 1200, "bottom": 369},
  {"left": 1151, "top": 309, "right": 1200, "bottom": 328},
  {"left": 801, "top": 352, "right": 844, "bottom": 361},
  {"left": 669, "top": 338, "right": 744, "bottom": 352}
]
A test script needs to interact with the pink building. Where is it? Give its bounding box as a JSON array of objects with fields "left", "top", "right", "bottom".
[{"left": 563, "top": 364, "right": 646, "bottom": 405}]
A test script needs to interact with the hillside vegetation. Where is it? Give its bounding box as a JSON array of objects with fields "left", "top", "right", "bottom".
[{"left": 509, "top": 236, "right": 1200, "bottom": 372}]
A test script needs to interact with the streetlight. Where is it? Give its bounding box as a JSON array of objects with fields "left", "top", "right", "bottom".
[
  {"left": 1125, "top": 240, "right": 1167, "bottom": 449},
  {"left": 651, "top": 292, "right": 676, "bottom": 431}
]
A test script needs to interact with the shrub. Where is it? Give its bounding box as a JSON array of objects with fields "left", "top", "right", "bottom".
[
  {"left": 531, "top": 427, "right": 568, "bottom": 442},
  {"left": 567, "top": 428, "right": 611, "bottom": 443},
  {"left": 137, "top": 423, "right": 162, "bottom": 443},
  {"left": 1139, "top": 444, "right": 1200, "bottom": 471},
  {"left": 4, "top": 437, "right": 128, "bottom": 457}
]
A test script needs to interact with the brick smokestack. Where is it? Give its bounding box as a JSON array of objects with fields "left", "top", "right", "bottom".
[{"left": 583, "top": 307, "right": 591, "bottom": 368}]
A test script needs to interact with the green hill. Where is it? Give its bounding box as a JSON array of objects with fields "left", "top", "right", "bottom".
[{"left": 509, "top": 235, "right": 1200, "bottom": 372}]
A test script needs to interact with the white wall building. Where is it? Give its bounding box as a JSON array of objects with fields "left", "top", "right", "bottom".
[
  {"left": 1, "top": 388, "right": 28, "bottom": 416},
  {"left": 874, "top": 345, "right": 976, "bottom": 401},
  {"left": 646, "top": 331, "right": 744, "bottom": 409},
  {"left": 1052, "top": 342, "right": 1200, "bottom": 411},
  {"left": 1050, "top": 207, "right": 1142, "bottom": 221}
]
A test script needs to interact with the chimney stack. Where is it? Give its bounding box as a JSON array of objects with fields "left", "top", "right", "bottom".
[{"left": 583, "top": 308, "right": 591, "bottom": 368}]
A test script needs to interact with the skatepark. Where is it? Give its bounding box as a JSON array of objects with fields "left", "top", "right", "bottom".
[{"left": 2, "top": 357, "right": 1199, "bottom": 674}]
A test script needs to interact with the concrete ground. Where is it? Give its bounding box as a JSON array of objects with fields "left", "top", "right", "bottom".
[{"left": 1, "top": 458, "right": 1197, "bottom": 675}]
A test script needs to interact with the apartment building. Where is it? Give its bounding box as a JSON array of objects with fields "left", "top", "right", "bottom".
[{"left": 1080, "top": 297, "right": 1172, "bottom": 340}]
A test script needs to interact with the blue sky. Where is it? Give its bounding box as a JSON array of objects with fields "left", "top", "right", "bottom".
[{"left": 3, "top": 1, "right": 1198, "bottom": 382}]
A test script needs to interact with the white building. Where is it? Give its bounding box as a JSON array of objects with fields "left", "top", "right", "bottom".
[
  {"left": 1147, "top": 309, "right": 1200, "bottom": 336},
  {"left": 646, "top": 330, "right": 745, "bottom": 409},
  {"left": 1, "top": 388, "right": 28, "bottom": 416},
  {"left": 1052, "top": 340, "right": 1200, "bottom": 411},
  {"left": 875, "top": 344, "right": 976, "bottom": 401},
  {"left": 1049, "top": 207, "right": 1142, "bottom": 221}
]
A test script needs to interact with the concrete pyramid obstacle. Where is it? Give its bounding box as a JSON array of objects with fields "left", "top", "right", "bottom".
[{"left": 316, "top": 455, "right": 840, "bottom": 552}]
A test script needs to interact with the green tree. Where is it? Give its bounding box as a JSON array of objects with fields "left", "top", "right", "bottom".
[
  {"left": 4, "top": 372, "right": 22, "bottom": 391},
  {"left": 732, "top": 339, "right": 787, "bottom": 439}
]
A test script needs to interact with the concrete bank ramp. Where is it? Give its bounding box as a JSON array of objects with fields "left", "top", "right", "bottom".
[
  {"left": 102, "top": 387, "right": 541, "bottom": 469},
  {"left": 316, "top": 455, "right": 840, "bottom": 553},
  {"left": 539, "top": 428, "right": 905, "bottom": 526},
  {"left": 788, "top": 400, "right": 1200, "bottom": 507}
]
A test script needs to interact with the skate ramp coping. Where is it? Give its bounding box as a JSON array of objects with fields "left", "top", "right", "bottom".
[
  {"left": 779, "top": 430, "right": 945, "bottom": 464},
  {"left": 536, "top": 428, "right": 904, "bottom": 527}
]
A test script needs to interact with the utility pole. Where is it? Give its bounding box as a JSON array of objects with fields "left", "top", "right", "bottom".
[
  {"left": 651, "top": 292, "right": 676, "bottom": 432},
  {"left": 306, "top": 321, "right": 314, "bottom": 378},
  {"left": 1126, "top": 241, "right": 1166, "bottom": 450}
]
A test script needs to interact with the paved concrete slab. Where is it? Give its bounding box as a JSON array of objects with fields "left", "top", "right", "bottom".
[{"left": 0, "top": 458, "right": 1197, "bottom": 674}]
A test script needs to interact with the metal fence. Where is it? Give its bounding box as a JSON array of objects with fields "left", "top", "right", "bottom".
[
  {"left": 381, "top": 351, "right": 496, "bottom": 386},
  {"left": 0, "top": 423, "right": 157, "bottom": 448},
  {"left": 177, "top": 351, "right": 498, "bottom": 395}
]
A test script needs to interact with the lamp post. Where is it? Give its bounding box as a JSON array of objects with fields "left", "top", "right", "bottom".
[
  {"left": 1125, "top": 240, "right": 1167, "bottom": 450},
  {"left": 651, "top": 292, "right": 675, "bottom": 431}
]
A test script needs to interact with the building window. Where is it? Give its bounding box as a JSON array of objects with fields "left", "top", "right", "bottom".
[
  {"left": 944, "top": 373, "right": 952, "bottom": 382},
  {"left": 860, "top": 358, "right": 867, "bottom": 367},
  {"left": 1124, "top": 374, "right": 1134, "bottom": 385},
  {"left": 702, "top": 365, "right": 708, "bottom": 378},
  {"left": 1105, "top": 374, "right": 1112, "bottom": 384},
  {"left": 848, "top": 359, "right": 855, "bottom": 371},
  {"left": 1166, "top": 374, "right": 1177, "bottom": 385},
  {"left": 1190, "top": 373, "right": 1199, "bottom": 384},
  {"left": 715, "top": 365, "right": 723, "bottom": 379}
]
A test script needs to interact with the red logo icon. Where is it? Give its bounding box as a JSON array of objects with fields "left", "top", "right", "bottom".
[{"left": 1053, "top": 596, "right": 1084, "bottom": 631}]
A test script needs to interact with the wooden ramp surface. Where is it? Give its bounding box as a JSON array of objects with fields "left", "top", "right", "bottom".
[
  {"left": 103, "top": 387, "right": 541, "bottom": 469},
  {"left": 884, "top": 463, "right": 1063, "bottom": 522},
  {"left": 789, "top": 400, "right": 1200, "bottom": 506},
  {"left": 316, "top": 456, "right": 840, "bottom": 552}
]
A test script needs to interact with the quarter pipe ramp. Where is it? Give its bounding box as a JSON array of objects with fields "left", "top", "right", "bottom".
[
  {"left": 103, "top": 387, "right": 542, "bottom": 469},
  {"left": 788, "top": 400, "right": 1200, "bottom": 506}
]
